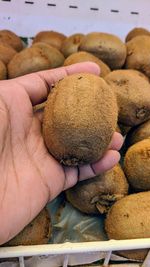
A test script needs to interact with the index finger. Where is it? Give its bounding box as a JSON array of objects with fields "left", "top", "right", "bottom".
[{"left": 15, "top": 62, "right": 100, "bottom": 105}]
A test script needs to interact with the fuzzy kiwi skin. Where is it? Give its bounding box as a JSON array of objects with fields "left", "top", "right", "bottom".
[
  {"left": 8, "top": 47, "right": 51, "bottom": 78},
  {"left": 43, "top": 73, "right": 118, "bottom": 166},
  {"left": 105, "top": 69, "right": 150, "bottom": 126},
  {"left": 61, "top": 33, "right": 85, "bottom": 58},
  {"left": 125, "top": 27, "right": 150, "bottom": 42},
  {"left": 126, "top": 120, "right": 150, "bottom": 146},
  {"left": 63, "top": 51, "right": 110, "bottom": 78},
  {"left": 125, "top": 35, "right": 150, "bottom": 79},
  {"left": 0, "top": 60, "right": 7, "bottom": 80},
  {"left": 124, "top": 139, "right": 150, "bottom": 191},
  {"left": 2, "top": 208, "right": 51, "bottom": 246},
  {"left": 79, "top": 32, "right": 126, "bottom": 69},
  {"left": 33, "top": 31, "right": 66, "bottom": 51},
  {"left": 66, "top": 164, "right": 128, "bottom": 214},
  {"left": 105, "top": 192, "right": 150, "bottom": 260},
  {"left": 32, "top": 42, "right": 65, "bottom": 68},
  {"left": 0, "top": 43, "right": 17, "bottom": 65},
  {"left": 0, "top": 29, "right": 23, "bottom": 52}
]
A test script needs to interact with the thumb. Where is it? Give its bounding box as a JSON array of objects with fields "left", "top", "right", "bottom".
[{"left": 15, "top": 62, "right": 100, "bottom": 105}]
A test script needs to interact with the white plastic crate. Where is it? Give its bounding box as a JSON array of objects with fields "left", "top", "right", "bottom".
[{"left": 0, "top": 0, "right": 150, "bottom": 266}]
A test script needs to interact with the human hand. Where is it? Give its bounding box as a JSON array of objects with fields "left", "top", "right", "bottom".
[{"left": 0, "top": 62, "right": 123, "bottom": 245}]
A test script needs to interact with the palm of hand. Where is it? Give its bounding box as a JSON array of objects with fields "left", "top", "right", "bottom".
[{"left": 0, "top": 81, "right": 66, "bottom": 244}]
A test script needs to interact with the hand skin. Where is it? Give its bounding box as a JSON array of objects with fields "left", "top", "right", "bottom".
[{"left": 0, "top": 62, "right": 123, "bottom": 245}]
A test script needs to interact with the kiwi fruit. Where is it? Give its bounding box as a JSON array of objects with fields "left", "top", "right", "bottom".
[
  {"left": 61, "top": 33, "right": 84, "bottom": 57},
  {"left": 105, "top": 191, "right": 150, "bottom": 260},
  {"left": 125, "top": 35, "right": 150, "bottom": 79},
  {"left": 63, "top": 51, "right": 110, "bottom": 78},
  {"left": 33, "top": 30, "right": 66, "bottom": 50},
  {"left": 0, "top": 29, "right": 23, "bottom": 52},
  {"left": 3, "top": 208, "right": 51, "bottom": 246},
  {"left": 118, "top": 123, "right": 131, "bottom": 136},
  {"left": 124, "top": 138, "right": 150, "bottom": 191},
  {"left": 126, "top": 120, "right": 150, "bottom": 146},
  {"left": 32, "top": 42, "right": 65, "bottom": 68},
  {"left": 79, "top": 32, "right": 126, "bottom": 69},
  {"left": 125, "top": 27, "right": 150, "bottom": 42},
  {"left": 0, "top": 43, "right": 17, "bottom": 65},
  {"left": 43, "top": 73, "right": 118, "bottom": 166},
  {"left": 8, "top": 46, "right": 52, "bottom": 78},
  {"left": 0, "top": 60, "right": 7, "bottom": 80},
  {"left": 105, "top": 69, "right": 150, "bottom": 126},
  {"left": 66, "top": 164, "right": 128, "bottom": 214}
]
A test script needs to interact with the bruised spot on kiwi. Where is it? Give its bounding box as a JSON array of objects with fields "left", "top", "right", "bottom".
[{"left": 136, "top": 107, "right": 147, "bottom": 119}]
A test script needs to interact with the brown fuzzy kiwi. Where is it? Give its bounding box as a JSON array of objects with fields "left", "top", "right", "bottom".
[
  {"left": 3, "top": 208, "right": 51, "bottom": 246},
  {"left": 43, "top": 73, "right": 118, "bottom": 166},
  {"left": 0, "top": 60, "right": 7, "bottom": 80},
  {"left": 8, "top": 46, "right": 52, "bottom": 78},
  {"left": 79, "top": 32, "right": 126, "bottom": 69},
  {"left": 0, "top": 43, "right": 17, "bottom": 65},
  {"left": 32, "top": 42, "right": 65, "bottom": 68},
  {"left": 33, "top": 30, "right": 66, "bottom": 50},
  {"left": 61, "top": 33, "right": 84, "bottom": 57},
  {"left": 63, "top": 51, "right": 110, "bottom": 78},
  {"left": 105, "top": 69, "right": 150, "bottom": 126},
  {"left": 66, "top": 164, "right": 128, "bottom": 214},
  {"left": 125, "top": 27, "right": 150, "bottom": 42},
  {"left": 125, "top": 35, "right": 150, "bottom": 79},
  {"left": 0, "top": 29, "right": 23, "bottom": 52},
  {"left": 126, "top": 120, "right": 150, "bottom": 146},
  {"left": 124, "top": 139, "right": 150, "bottom": 191},
  {"left": 105, "top": 192, "right": 150, "bottom": 260}
]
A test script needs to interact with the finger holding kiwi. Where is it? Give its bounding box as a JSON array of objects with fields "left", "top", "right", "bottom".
[
  {"left": 43, "top": 73, "right": 118, "bottom": 166},
  {"left": 63, "top": 51, "right": 110, "bottom": 78}
]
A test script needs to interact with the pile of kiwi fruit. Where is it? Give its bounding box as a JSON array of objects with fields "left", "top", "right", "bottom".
[{"left": 1, "top": 27, "right": 150, "bottom": 263}]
